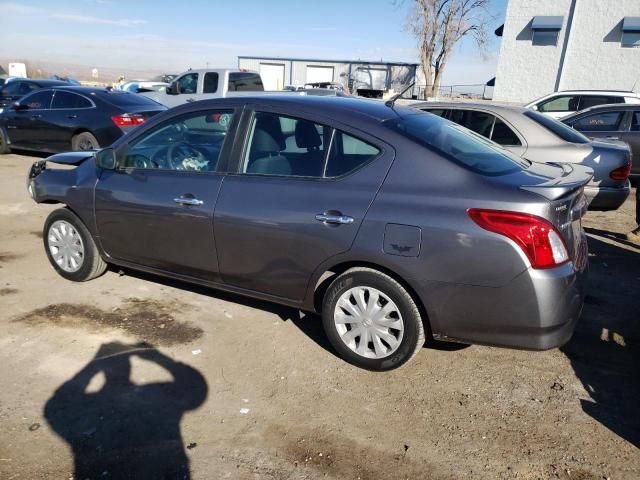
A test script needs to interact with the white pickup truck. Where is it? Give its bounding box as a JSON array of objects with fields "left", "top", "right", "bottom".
[{"left": 140, "top": 68, "right": 342, "bottom": 108}]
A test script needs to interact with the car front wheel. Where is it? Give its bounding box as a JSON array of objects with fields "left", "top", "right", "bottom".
[
  {"left": 322, "top": 267, "right": 425, "bottom": 371},
  {"left": 43, "top": 208, "right": 107, "bottom": 282}
]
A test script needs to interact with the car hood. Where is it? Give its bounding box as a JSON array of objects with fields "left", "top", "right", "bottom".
[{"left": 45, "top": 151, "right": 95, "bottom": 166}]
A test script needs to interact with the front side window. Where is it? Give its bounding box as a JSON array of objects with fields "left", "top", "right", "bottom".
[
  {"left": 203, "top": 72, "right": 219, "bottom": 94},
  {"left": 449, "top": 110, "right": 495, "bottom": 138},
  {"left": 176, "top": 73, "right": 198, "bottom": 94},
  {"left": 572, "top": 111, "right": 624, "bottom": 132},
  {"left": 122, "top": 109, "right": 235, "bottom": 171},
  {"left": 538, "top": 95, "right": 579, "bottom": 113},
  {"left": 52, "top": 91, "right": 92, "bottom": 109},
  {"left": 422, "top": 108, "right": 447, "bottom": 118},
  {"left": 228, "top": 72, "right": 264, "bottom": 92},
  {"left": 386, "top": 114, "right": 529, "bottom": 176},
  {"left": 524, "top": 110, "right": 590, "bottom": 144},
  {"left": 22, "top": 90, "right": 54, "bottom": 109},
  {"left": 242, "top": 112, "right": 379, "bottom": 178}
]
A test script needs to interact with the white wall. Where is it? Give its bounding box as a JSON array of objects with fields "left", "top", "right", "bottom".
[{"left": 493, "top": 0, "right": 640, "bottom": 104}]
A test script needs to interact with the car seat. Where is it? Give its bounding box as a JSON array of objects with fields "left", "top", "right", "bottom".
[{"left": 246, "top": 114, "right": 291, "bottom": 175}]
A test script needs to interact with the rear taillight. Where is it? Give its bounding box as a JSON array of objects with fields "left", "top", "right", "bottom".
[
  {"left": 609, "top": 164, "right": 631, "bottom": 181},
  {"left": 468, "top": 209, "right": 569, "bottom": 269},
  {"left": 111, "top": 114, "right": 145, "bottom": 127}
]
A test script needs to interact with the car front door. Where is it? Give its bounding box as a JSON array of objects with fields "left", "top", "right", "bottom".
[
  {"left": 94, "top": 107, "right": 238, "bottom": 281},
  {"left": 568, "top": 110, "right": 626, "bottom": 142},
  {"left": 5, "top": 89, "right": 55, "bottom": 149},
  {"left": 213, "top": 107, "right": 393, "bottom": 301}
]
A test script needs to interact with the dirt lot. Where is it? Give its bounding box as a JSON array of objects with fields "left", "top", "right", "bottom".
[{"left": 0, "top": 152, "right": 638, "bottom": 479}]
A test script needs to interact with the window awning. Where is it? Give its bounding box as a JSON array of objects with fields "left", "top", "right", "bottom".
[
  {"left": 622, "top": 17, "right": 640, "bottom": 32},
  {"left": 531, "top": 16, "right": 563, "bottom": 30}
]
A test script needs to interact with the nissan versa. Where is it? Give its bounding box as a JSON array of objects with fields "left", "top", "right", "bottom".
[{"left": 27, "top": 96, "right": 592, "bottom": 371}]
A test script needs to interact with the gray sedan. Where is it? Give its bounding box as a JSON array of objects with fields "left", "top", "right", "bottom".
[
  {"left": 561, "top": 103, "right": 640, "bottom": 180},
  {"left": 412, "top": 102, "right": 632, "bottom": 211},
  {"left": 28, "top": 96, "right": 591, "bottom": 371}
]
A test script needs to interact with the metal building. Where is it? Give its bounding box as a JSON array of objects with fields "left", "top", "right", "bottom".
[
  {"left": 238, "top": 56, "right": 419, "bottom": 97},
  {"left": 493, "top": 0, "right": 640, "bottom": 104}
]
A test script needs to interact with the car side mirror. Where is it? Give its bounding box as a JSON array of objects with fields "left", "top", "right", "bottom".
[
  {"left": 166, "top": 82, "right": 178, "bottom": 95},
  {"left": 95, "top": 148, "right": 116, "bottom": 170},
  {"left": 13, "top": 101, "right": 28, "bottom": 111},
  {"left": 531, "top": 105, "right": 539, "bottom": 111}
]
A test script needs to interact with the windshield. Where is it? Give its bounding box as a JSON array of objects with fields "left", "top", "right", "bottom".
[
  {"left": 386, "top": 113, "right": 530, "bottom": 176},
  {"left": 524, "top": 110, "right": 590, "bottom": 144}
]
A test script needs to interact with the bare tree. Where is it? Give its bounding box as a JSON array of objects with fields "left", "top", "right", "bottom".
[{"left": 401, "top": 0, "right": 492, "bottom": 98}]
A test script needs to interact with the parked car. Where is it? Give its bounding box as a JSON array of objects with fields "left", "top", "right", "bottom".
[
  {"left": 0, "top": 79, "right": 69, "bottom": 109},
  {"left": 561, "top": 104, "right": 640, "bottom": 180},
  {"left": 413, "top": 102, "right": 631, "bottom": 211},
  {"left": 0, "top": 86, "right": 166, "bottom": 154},
  {"left": 28, "top": 96, "right": 592, "bottom": 370},
  {"left": 525, "top": 90, "right": 640, "bottom": 120}
]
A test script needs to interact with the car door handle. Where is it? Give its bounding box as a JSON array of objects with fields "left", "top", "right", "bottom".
[
  {"left": 173, "top": 196, "right": 204, "bottom": 206},
  {"left": 185, "top": 98, "right": 195, "bottom": 103},
  {"left": 605, "top": 136, "right": 619, "bottom": 140},
  {"left": 66, "top": 114, "right": 77, "bottom": 119},
  {"left": 30, "top": 115, "right": 41, "bottom": 120},
  {"left": 315, "top": 212, "right": 354, "bottom": 224}
]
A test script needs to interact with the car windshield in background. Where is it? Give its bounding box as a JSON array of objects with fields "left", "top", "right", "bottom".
[
  {"left": 524, "top": 110, "right": 590, "bottom": 144},
  {"left": 386, "top": 114, "right": 530, "bottom": 176},
  {"left": 97, "top": 90, "right": 162, "bottom": 107}
]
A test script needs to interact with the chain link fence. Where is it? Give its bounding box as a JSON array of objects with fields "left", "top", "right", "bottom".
[{"left": 415, "top": 84, "right": 494, "bottom": 100}]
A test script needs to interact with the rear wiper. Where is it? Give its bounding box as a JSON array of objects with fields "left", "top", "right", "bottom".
[{"left": 385, "top": 82, "right": 415, "bottom": 109}]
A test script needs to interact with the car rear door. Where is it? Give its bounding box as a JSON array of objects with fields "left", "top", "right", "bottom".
[
  {"left": 48, "top": 90, "right": 96, "bottom": 150},
  {"left": 213, "top": 106, "right": 393, "bottom": 301},
  {"left": 94, "top": 107, "right": 239, "bottom": 281},
  {"left": 568, "top": 109, "right": 627, "bottom": 142},
  {"left": 620, "top": 111, "right": 640, "bottom": 175}
]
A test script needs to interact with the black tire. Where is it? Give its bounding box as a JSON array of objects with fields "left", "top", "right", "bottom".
[
  {"left": 43, "top": 208, "right": 107, "bottom": 282},
  {"left": 322, "top": 267, "right": 425, "bottom": 371},
  {"left": 0, "top": 127, "right": 10, "bottom": 154},
  {"left": 71, "top": 132, "right": 100, "bottom": 151}
]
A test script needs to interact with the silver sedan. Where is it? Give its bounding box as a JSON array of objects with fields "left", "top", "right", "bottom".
[{"left": 411, "top": 102, "right": 632, "bottom": 211}]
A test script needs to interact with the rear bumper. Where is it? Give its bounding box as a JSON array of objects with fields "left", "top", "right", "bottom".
[
  {"left": 428, "top": 243, "right": 588, "bottom": 350},
  {"left": 584, "top": 182, "right": 630, "bottom": 211}
]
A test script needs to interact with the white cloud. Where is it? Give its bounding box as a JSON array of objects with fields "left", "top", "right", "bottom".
[{"left": 52, "top": 13, "right": 147, "bottom": 28}]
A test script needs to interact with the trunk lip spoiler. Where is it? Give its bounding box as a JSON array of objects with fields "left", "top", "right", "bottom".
[{"left": 520, "top": 162, "right": 594, "bottom": 201}]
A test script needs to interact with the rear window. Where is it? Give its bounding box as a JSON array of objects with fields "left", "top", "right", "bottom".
[
  {"left": 96, "top": 90, "right": 162, "bottom": 107},
  {"left": 386, "top": 114, "right": 529, "bottom": 176},
  {"left": 524, "top": 110, "right": 590, "bottom": 144}
]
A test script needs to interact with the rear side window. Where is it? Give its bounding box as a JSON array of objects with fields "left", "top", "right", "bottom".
[
  {"left": 242, "top": 112, "right": 379, "bottom": 178},
  {"left": 631, "top": 112, "right": 640, "bottom": 132},
  {"left": 579, "top": 95, "right": 623, "bottom": 109},
  {"left": 22, "top": 90, "right": 53, "bottom": 109},
  {"left": 228, "top": 72, "right": 264, "bottom": 92},
  {"left": 52, "top": 91, "right": 92, "bottom": 109},
  {"left": 538, "top": 95, "right": 579, "bottom": 113},
  {"left": 572, "top": 111, "right": 624, "bottom": 131},
  {"left": 491, "top": 118, "right": 522, "bottom": 146},
  {"left": 203, "top": 72, "right": 219, "bottom": 94},
  {"left": 386, "top": 114, "right": 529, "bottom": 176},
  {"left": 19, "top": 82, "right": 39, "bottom": 95},
  {"left": 524, "top": 110, "right": 590, "bottom": 144}
]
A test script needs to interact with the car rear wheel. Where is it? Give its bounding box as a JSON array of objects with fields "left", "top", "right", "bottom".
[
  {"left": 71, "top": 132, "right": 100, "bottom": 151},
  {"left": 43, "top": 208, "right": 107, "bottom": 282},
  {"left": 0, "top": 127, "right": 10, "bottom": 154},
  {"left": 322, "top": 267, "right": 425, "bottom": 371}
]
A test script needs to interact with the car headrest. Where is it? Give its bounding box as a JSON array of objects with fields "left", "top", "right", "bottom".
[
  {"left": 295, "top": 121, "right": 322, "bottom": 149},
  {"left": 253, "top": 114, "right": 285, "bottom": 151}
]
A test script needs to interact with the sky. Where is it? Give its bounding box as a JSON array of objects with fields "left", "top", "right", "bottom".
[{"left": 0, "top": 0, "right": 508, "bottom": 85}]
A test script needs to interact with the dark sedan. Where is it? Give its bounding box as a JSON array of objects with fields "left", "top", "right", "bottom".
[
  {"left": 28, "top": 96, "right": 592, "bottom": 371},
  {"left": 0, "top": 87, "right": 166, "bottom": 154},
  {"left": 562, "top": 104, "right": 640, "bottom": 179},
  {"left": 0, "top": 78, "right": 69, "bottom": 109}
]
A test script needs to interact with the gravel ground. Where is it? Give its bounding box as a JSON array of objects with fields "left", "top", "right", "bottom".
[{"left": 0, "top": 152, "right": 638, "bottom": 479}]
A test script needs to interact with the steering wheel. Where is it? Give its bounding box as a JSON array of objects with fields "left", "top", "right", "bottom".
[{"left": 166, "top": 142, "right": 208, "bottom": 170}]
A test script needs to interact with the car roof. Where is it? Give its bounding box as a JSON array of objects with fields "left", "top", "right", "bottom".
[
  {"left": 175, "top": 94, "right": 416, "bottom": 123},
  {"left": 26, "top": 79, "right": 69, "bottom": 86},
  {"left": 410, "top": 101, "right": 529, "bottom": 115},
  {"left": 562, "top": 103, "right": 640, "bottom": 120},
  {"left": 554, "top": 90, "right": 638, "bottom": 95}
]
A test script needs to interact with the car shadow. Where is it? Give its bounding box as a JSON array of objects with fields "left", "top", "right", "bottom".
[
  {"left": 43, "top": 341, "right": 208, "bottom": 479},
  {"left": 560, "top": 232, "right": 640, "bottom": 448}
]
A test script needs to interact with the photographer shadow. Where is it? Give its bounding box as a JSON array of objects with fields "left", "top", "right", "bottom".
[{"left": 44, "top": 342, "right": 207, "bottom": 479}]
